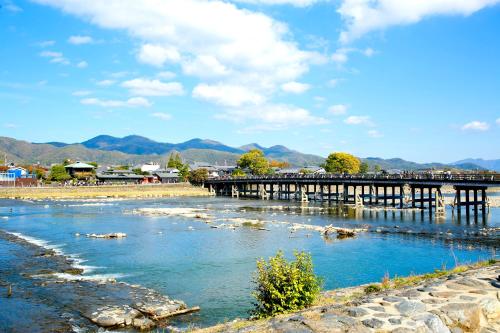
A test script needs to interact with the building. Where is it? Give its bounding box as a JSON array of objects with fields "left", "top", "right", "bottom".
[
  {"left": 96, "top": 171, "right": 145, "bottom": 184},
  {"left": 7, "top": 166, "right": 28, "bottom": 178},
  {"left": 276, "top": 166, "right": 326, "bottom": 174},
  {"left": 140, "top": 162, "right": 161, "bottom": 173},
  {"left": 153, "top": 171, "right": 180, "bottom": 183},
  {"left": 64, "top": 162, "right": 96, "bottom": 177},
  {"left": 189, "top": 162, "right": 237, "bottom": 178}
]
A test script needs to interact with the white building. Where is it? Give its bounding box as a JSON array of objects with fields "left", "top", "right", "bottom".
[{"left": 140, "top": 162, "right": 161, "bottom": 173}]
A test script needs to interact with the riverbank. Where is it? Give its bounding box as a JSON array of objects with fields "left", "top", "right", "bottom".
[
  {"left": 0, "top": 229, "right": 199, "bottom": 332},
  {"left": 196, "top": 260, "right": 500, "bottom": 333},
  {"left": 0, "top": 183, "right": 209, "bottom": 200}
]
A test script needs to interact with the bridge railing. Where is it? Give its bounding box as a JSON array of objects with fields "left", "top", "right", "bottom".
[{"left": 209, "top": 173, "right": 500, "bottom": 183}]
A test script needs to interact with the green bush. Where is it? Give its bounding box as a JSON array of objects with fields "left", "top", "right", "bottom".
[
  {"left": 364, "top": 284, "right": 382, "bottom": 294},
  {"left": 252, "top": 250, "right": 322, "bottom": 318}
]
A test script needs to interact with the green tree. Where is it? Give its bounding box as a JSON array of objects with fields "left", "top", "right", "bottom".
[
  {"left": 167, "top": 152, "right": 184, "bottom": 169},
  {"left": 373, "top": 165, "right": 382, "bottom": 173},
  {"left": 232, "top": 169, "right": 246, "bottom": 177},
  {"left": 49, "top": 165, "right": 71, "bottom": 182},
  {"left": 252, "top": 251, "right": 322, "bottom": 318},
  {"left": 299, "top": 168, "right": 313, "bottom": 174},
  {"left": 188, "top": 168, "right": 209, "bottom": 185},
  {"left": 322, "top": 152, "right": 361, "bottom": 174},
  {"left": 237, "top": 149, "right": 270, "bottom": 175},
  {"left": 178, "top": 164, "right": 190, "bottom": 182},
  {"left": 359, "top": 162, "right": 369, "bottom": 174}
]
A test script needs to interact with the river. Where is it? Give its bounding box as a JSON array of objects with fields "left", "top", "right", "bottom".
[{"left": 0, "top": 197, "right": 498, "bottom": 331}]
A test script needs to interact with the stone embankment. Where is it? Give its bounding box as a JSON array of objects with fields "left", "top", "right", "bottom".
[
  {"left": 0, "top": 183, "right": 209, "bottom": 200},
  {"left": 197, "top": 263, "right": 500, "bottom": 333}
]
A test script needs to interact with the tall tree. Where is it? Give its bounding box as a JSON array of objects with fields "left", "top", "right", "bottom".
[
  {"left": 237, "top": 149, "right": 270, "bottom": 175},
  {"left": 359, "top": 162, "right": 369, "bottom": 174},
  {"left": 323, "top": 152, "right": 361, "bottom": 174},
  {"left": 49, "top": 165, "right": 71, "bottom": 182}
]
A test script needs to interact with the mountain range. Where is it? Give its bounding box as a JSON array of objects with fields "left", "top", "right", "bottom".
[{"left": 0, "top": 135, "right": 498, "bottom": 171}]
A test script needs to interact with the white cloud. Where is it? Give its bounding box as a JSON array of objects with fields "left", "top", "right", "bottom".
[
  {"left": 138, "top": 44, "right": 181, "bottom": 67},
  {"left": 281, "top": 81, "right": 310, "bottom": 94},
  {"left": 328, "top": 104, "right": 348, "bottom": 115},
  {"left": 328, "top": 78, "right": 342, "bottom": 87},
  {"left": 37, "top": 40, "right": 56, "bottom": 47},
  {"left": 72, "top": 90, "right": 91, "bottom": 96},
  {"left": 344, "top": 115, "right": 373, "bottom": 126},
  {"left": 331, "top": 47, "right": 374, "bottom": 64},
  {"left": 193, "top": 83, "right": 265, "bottom": 107},
  {"left": 76, "top": 61, "right": 88, "bottom": 68},
  {"left": 151, "top": 112, "right": 172, "bottom": 120},
  {"left": 182, "top": 55, "right": 230, "bottom": 78},
  {"left": 364, "top": 47, "right": 375, "bottom": 57},
  {"left": 461, "top": 121, "right": 490, "bottom": 131},
  {"left": 331, "top": 49, "right": 349, "bottom": 64},
  {"left": 338, "top": 0, "right": 500, "bottom": 43},
  {"left": 33, "top": 0, "right": 319, "bottom": 108},
  {"left": 217, "top": 104, "right": 328, "bottom": 131},
  {"left": 157, "top": 71, "right": 176, "bottom": 80},
  {"left": 122, "top": 78, "right": 184, "bottom": 96},
  {"left": 4, "top": 1, "right": 22, "bottom": 12},
  {"left": 367, "top": 129, "right": 383, "bottom": 138},
  {"left": 81, "top": 97, "right": 151, "bottom": 108},
  {"left": 231, "top": 0, "right": 320, "bottom": 7},
  {"left": 96, "top": 79, "right": 116, "bottom": 86},
  {"left": 39, "top": 50, "right": 69, "bottom": 65},
  {"left": 68, "top": 35, "right": 94, "bottom": 45}
]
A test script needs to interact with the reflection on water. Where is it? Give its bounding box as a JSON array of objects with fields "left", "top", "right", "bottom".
[{"left": 0, "top": 197, "right": 498, "bottom": 328}]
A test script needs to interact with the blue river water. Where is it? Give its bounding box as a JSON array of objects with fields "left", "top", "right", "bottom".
[{"left": 0, "top": 197, "right": 498, "bottom": 328}]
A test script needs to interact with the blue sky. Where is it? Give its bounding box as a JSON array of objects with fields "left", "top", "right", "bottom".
[{"left": 1, "top": 0, "right": 499, "bottom": 163}]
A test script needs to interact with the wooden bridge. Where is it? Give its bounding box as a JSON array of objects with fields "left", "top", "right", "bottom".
[{"left": 205, "top": 173, "right": 500, "bottom": 217}]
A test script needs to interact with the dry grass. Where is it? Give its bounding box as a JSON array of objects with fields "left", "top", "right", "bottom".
[{"left": 0, "top": 184, "right": 210, "bottom": 200}]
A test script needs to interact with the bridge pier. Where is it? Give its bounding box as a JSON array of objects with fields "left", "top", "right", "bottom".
[{"left": 453, "top": 186, "right": 488, "bottom": 218}]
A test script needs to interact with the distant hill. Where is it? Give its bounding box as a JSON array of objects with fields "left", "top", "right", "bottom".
[
  {"left": 0, "top": 135, "right": 493, "bottom": 171},
  {"left": 452, "top": 158, "right": 500, "bottom": 172}
]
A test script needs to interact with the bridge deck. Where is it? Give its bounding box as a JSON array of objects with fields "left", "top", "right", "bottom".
[{"left": 206, "top": 173, "right": 500, "bottom": 187}]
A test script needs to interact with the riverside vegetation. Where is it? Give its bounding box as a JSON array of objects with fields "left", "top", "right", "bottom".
[{"left": 195, "top": 259, "right": 500, "bottom": 333}]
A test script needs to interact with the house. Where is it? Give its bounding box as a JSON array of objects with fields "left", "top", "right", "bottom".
[
  {"left": 189, "top": 162, "right": 237, "bottom": 178},
  {"left": 153, "top": 172, "right": 180, "bottom": 183},
  {"left": 7, "top": 166, "right": 28, "bottom": 178},
  {"left": 140, "top": 162, "right": 161, "bottom": 173},
  {"left": 276, "top": 166, "right": 326, "bottom": 174},
  {"left": 64, "top": 162, "right": 96, "bottom": 177},
  {"left": 96, "top": 171, "right": 145, "bottom": 184}
]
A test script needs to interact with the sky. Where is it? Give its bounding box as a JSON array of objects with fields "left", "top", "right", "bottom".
[{"left": 1, "top": 0, "right": 500, "bottom": 163}]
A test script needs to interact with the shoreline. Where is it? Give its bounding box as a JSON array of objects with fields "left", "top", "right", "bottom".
[
  {"left": 0, "top": 183, "right": 210, "bottom": 200},
  {"left": 196, "top": 260, "right": 500, "bottom": 332},
  {"left": 0, "top": 228, "right": 199, "bottom": 332}
]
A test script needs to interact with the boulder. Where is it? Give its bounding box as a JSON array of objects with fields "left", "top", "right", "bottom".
[
  {"left": 395, "top": 300, "right": 426, "bottom": 316},
  {"left": 413, "top": 313, "right": 450, "bottom": 333},
  {"left": 439, "top": 303, "right": 483, "bottom": 331}
]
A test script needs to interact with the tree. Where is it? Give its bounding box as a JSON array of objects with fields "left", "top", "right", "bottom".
[
  {"left": 252, "top": 251, "right": 322, "bottom": 318},
  {"left": 299, "top": 168, "right": 313, "bottom": 174},
  {"left": 269, "top": 160, "right": 290, "bottom": 169},
  {"left": 188, "top": 168, "right": 208, "bottom": 185},
  {"left": 50, "top": 165, "right": 71, "bottom": 182},
  {"left": 359, "top": 162, "right": 369, "bottom": 174},
  {"left": 322, "top": 152, "right": 361, "bottom": 174},
  {"left": 237, "top": 149, "right": 270, "bottom": 175},
  {"left": 232, "top": 169, "right": 246, "bottom": 177},
  {"left": 167, "top": 152, "right": 184, "bottom": 169},
  {"left": 178, "top": 164, "right": 190, "bottom": 182},
  {"left": 373, "top": 165, "right": 381, "bottom": 173}
]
